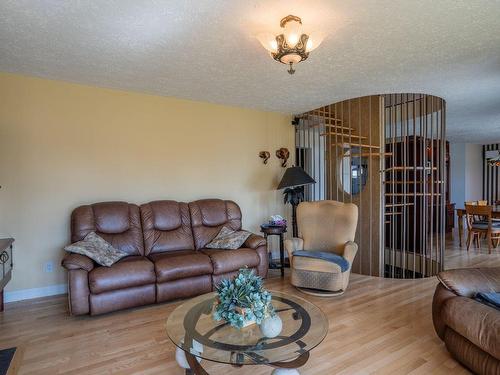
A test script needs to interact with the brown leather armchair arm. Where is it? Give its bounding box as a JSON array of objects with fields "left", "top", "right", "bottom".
[
  {"left": 432, "top": 283, "right": 457, "bottom": 340},
  {"left": 61, "top": 252, "right": 93, "bottom": 315},
  {"left": 437, "top": 268, "right": 500, "bottom": 298},
  {"left": 61, "top": 253, "right": 95, "bottom": 272},
  {"left": 243, "top": 233, "right": 266, "bottom": 249},
  {"left": 442, "top": 295, "right": 500, "bottom": 359}
]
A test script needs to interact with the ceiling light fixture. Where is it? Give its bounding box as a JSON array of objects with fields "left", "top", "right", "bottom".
[{"left": 257, "top": 15, "right": 323, "bottom": 75}]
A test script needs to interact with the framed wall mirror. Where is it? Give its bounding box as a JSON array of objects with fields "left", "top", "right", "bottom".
[{"left": 339, "top": 146, "right": 368, "bottom": 196}]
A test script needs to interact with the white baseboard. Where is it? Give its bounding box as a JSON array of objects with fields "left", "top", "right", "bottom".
[{"left": 4, "top": 283, "right": 67, "bottom": 303}]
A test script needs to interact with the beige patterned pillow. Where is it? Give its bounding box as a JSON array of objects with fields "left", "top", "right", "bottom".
[
  {"left": 64, "top": 232, "right": 127, "bottom": 267},
  {"left": 205, "top": 226, "right": 251, "bottom": 250}
]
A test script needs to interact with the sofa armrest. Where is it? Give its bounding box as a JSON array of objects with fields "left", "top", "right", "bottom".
[
  {"left": 441, "top": 295, "right": 500, "bottom": 359},
  {"left": 432, "top": 283, "right": 457, "bottom": 340},
  {"left": 61, "top": 253, "right": 95, "bottom": 272},
  {"left": 284, "top": 238, "right": 304, "bottom": 267},
  {"left": 342, "top": 241, "right": 358, "bottom": 265},
  {"left": 243, "top": 233, "right": 266, "bottom": 249},
  {"left": 437, "top": 268, "right": 500, "bottom": 298}
]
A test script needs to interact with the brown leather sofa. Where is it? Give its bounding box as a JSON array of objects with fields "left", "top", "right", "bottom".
[
  {"left": 432, "top": 268, "right": 500, "bottom": 375},
  {"left": 62, "top": 199, "right": 267, "bottom": 315}
]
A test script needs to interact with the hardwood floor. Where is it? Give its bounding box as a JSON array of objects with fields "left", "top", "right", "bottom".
[{"left": 1, "top": 230, "right": 498, "bottom": 375}]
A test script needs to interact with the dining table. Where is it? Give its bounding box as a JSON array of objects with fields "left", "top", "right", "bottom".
[{"left": 455, "top": 206, "right": 500, "bottom": 247}]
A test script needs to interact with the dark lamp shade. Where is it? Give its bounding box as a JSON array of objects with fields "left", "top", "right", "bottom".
[{"left": 277, "top": 166, "right": 316, "bottom": 190}]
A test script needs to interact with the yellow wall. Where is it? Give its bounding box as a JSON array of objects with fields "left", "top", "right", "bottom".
[{"left": 0, "top": 73, "right": 293, "bottom": 292}]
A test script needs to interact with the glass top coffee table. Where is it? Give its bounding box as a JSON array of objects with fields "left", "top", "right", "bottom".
[{"left": 166, "top": 290, "right": 328, "bottom": 374}]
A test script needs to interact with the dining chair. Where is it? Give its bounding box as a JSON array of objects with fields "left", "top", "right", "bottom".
[
  {"left": 465, "top": 205, "right": 500, "bottom": 253},
  {"left": 464, "top": 201, "right": 481, "bottom": 223}
]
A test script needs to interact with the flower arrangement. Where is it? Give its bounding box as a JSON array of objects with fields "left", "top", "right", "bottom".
[
  {"left": 213, "top": 268, "right": 275, "bottom": 329},
  {"left": 269, "top": 214, "right": 287, "bottom": 227}
]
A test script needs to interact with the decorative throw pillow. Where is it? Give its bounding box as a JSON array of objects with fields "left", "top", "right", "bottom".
[
  {"left": 205, "top": 226, "right": 252, "bottom": 250},
  {"left": 64, "top": 232, "right": 127, "bottom": 267}
]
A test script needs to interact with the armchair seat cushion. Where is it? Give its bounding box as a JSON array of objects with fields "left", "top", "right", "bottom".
[
  {"left": 201, "top": 248, "right": 260, "bottom": 275},
  {"left": 149, "top": 251, "right": 213, "bottom": 282},
  {"left": 292, "top": 254, "right": 345, "bottom": 274},
  {"left": 89, "top": 256, "right": 155, "bottom": 294},
  {"left": 293, "top": 250, "right": 350, "bottom": 272}
]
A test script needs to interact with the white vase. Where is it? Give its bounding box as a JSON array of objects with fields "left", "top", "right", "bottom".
[
  {"left": 259, "top": 315, "right": 283, "bottom": 338},
  {"left": 271, "top": 369, "right": 300, "bottom": 375},
  {"left": 175, "top": 339, "right": 203, "bottom": 369}
]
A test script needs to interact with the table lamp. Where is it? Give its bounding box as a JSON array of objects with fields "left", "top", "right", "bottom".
[{"left": 277, "top": 166, "right": 316, "bottom": 237}]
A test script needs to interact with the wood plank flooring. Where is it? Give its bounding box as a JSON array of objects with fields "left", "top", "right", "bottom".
[{"left": 1, "top": 230, "right": 498, "bottom": 375}]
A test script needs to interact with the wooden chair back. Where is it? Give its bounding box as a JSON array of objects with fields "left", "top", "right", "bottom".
[
  {"left": 465, "top": 204, "right": 492, "bottom": 230},
  {"left": 464, "top": 201, "right": 477, "bottom": 205},
  {"left": 477, "top": 200, "right": 488, "bottom": 206}
]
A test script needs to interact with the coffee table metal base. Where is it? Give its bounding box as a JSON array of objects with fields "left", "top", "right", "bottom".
[{"left": 184, "top": 351, "right": 309, "bottom": 374}]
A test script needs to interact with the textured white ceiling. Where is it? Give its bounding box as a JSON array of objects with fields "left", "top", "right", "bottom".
[{"left": 1, "top": 0, "right": 499, "bottom": 142}]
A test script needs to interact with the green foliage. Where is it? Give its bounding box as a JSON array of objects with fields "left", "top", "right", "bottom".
[
  {"left": 283, "top": 186, "right": 304, "bottom": 206},
  {"left": 213, "top": 268, "right": 274, "bottom": 329}
]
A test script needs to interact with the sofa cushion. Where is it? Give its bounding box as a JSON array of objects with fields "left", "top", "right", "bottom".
[
  {"left": 64, "top": 232, "right": 127, "bottom": 267},
  {"left": 71, "top": 202, "right": 145, "bottom": 256},
  {"left": 189, "top": 199, "right": 242, "bottom": 249},
  {"left": 89, "top": 256, "right": 155, "bottom": 294},
  {"left": 150, "top": 251, "right": 213, "bottom": 282},
  {"left": 205, "top": 226, "right": 251, "bottom": 250},
  {"left": 201, "top": 248, "right": 260, "bottom": 275},
  {"left": 292, "top": 255, "right": 345, "bottom": 274},
  {"left": 140, "top": 201, "right": 195, "bottom": 255}
]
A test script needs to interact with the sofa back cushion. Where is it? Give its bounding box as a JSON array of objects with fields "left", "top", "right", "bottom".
[
  {"left": 71, "top": 201, "right": 144, "bottom": 256},
  {"left": 140, "top": 200, "right": 195, "bottom": 255},
  {"left": 189, "top": 199, "right": 242, "bottom": 250}
]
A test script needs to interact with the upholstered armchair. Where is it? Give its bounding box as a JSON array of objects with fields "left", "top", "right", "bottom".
[{"left": 285, "top": 200, "right": 359, "bottom": 296}]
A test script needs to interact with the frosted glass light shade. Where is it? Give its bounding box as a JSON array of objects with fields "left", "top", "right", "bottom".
[
  {"left": 306, "top": 32, "right": 325, "bottom": 52},
  {"left": 283, "top": 19, "right": 302, "bottom": 48},
  {"left": 257, "top": 33, "right": 278, "bottom": 53}
]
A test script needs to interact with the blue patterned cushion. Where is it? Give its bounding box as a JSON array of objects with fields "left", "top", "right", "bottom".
[
  {"left": 292, "top": 250, "right": 350, "bottom": 272},
  {"left": 471, "top": 222, "right": 500, "bottom": 230},
  {"left": 475, "top": 292, "right": 500, "bottom": 310}
]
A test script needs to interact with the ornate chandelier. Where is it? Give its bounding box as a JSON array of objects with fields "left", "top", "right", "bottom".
[{"left": 257, "top": 15, "right": 323, "bottom": 74}]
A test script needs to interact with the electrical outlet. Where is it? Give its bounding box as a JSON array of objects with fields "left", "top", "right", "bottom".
[{"left": 44, "top": 261, "right": 54, "bottom": 273}]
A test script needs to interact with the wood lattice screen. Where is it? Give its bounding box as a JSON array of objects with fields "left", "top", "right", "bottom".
[
  {"left": 483, "top": 143, "right": 500, "bottom": 204},
  {"left": 295, "top": 94, "right": 446, "bottom": 278}
]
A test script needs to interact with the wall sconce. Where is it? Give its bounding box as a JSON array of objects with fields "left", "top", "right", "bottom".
[
  {"left": 276, "top": 148, "right": 290, "bottom": 167},
  {"left": 259, "top": 151, "right": 271, "bottom": 164}
]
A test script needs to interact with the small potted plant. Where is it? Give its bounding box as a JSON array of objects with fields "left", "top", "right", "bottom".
[{"left": 213, "top": 268, "right": 274, "bottom": 329}]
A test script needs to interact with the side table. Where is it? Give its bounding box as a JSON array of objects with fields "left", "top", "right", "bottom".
[
  {"left": 0, "top": 238, "right": 14, "bottom": 312},
  {"left": 260, "top": 225, "right": 287, "bottom": 277}
]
